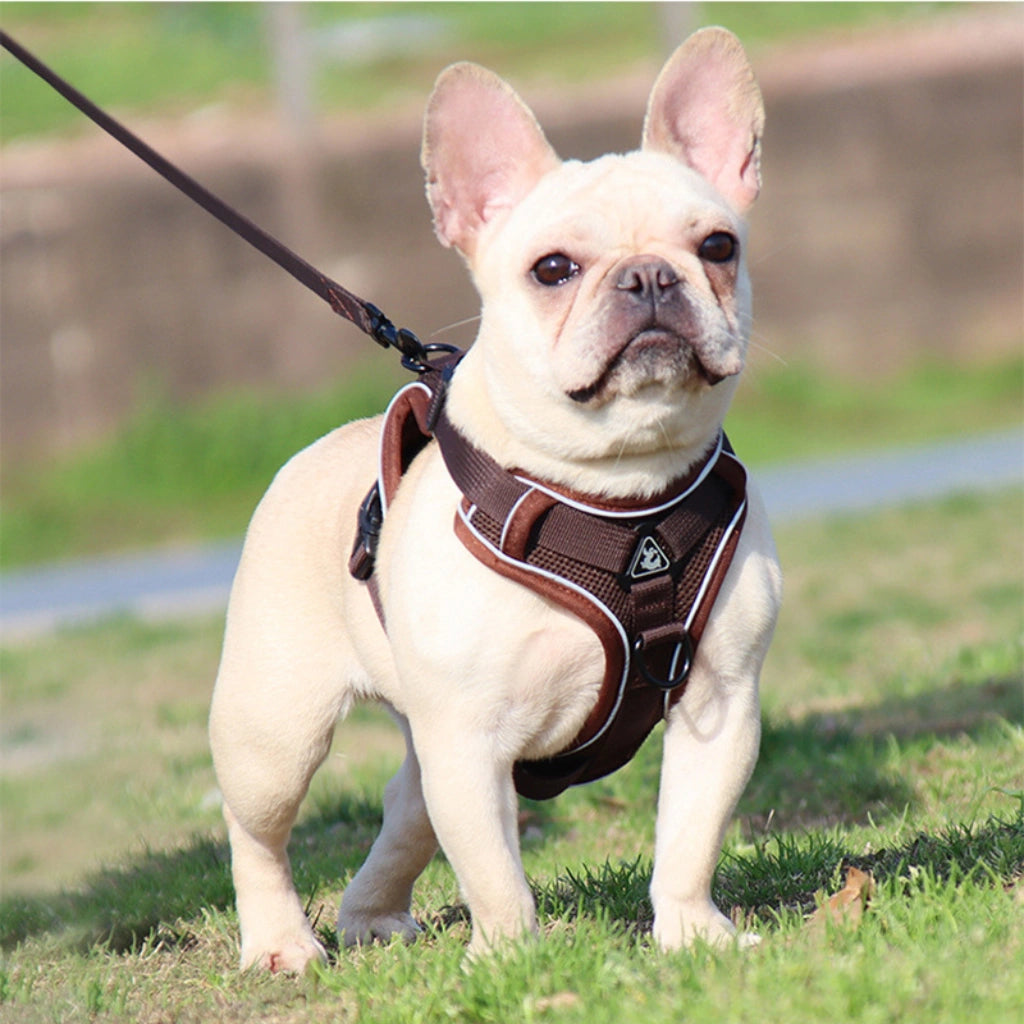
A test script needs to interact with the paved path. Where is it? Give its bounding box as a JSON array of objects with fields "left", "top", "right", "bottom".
[{"left": 1, "top": 428, "right": 1020, "bottom": 640}]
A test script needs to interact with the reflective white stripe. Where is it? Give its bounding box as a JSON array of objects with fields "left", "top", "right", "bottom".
[
  {"left": 511, "top": 432, "right": 724, "bottom": 520},
  {"left": 500, "top": 485, "right": 538, "bottom": 554},
  {"left": 660, "top": 462, "right": 746, "bottom": 714},
  {"left": 684, "top": 462, "right": 746, "bottom": 632},
  {"left": 377, "top": 381, "right": 432, "bottom": 516},
  {"left": 659, "top": 640, "right": 690, "bottom": 716}
]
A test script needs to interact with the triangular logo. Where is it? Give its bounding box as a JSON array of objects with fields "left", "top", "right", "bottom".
[{"left": 628, "top": 535, "right": 671, "bottom": 580}]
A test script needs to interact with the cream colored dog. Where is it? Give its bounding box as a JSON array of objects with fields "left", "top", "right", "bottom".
[{"left": 209, "top": 27, "right": 782, "bottom": 973}]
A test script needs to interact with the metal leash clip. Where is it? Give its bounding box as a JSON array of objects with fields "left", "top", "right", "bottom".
[{"left": 365, "top": 303, "right": 460, "bottom": 374}]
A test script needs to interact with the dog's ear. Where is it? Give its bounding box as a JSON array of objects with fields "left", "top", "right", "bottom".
[
  {"left": 422, "top": 63, "right": 560, "bottom": 257},
  {"left": 642, "top": 27, "right": 764, "bottom": 212}
]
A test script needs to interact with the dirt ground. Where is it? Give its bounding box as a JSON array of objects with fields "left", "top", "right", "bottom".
[{"left": 1, "top": 8, "right": 1021, "bottom": 467}]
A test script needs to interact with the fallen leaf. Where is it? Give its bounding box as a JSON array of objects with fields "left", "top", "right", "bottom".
[{"left": 807, "top": 866, "right": 876, "bottom": 934}]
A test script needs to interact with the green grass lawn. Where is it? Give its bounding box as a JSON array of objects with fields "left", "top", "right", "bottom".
[{"left": 1, "top": 486, "right": 1021, "bottom": 1023}]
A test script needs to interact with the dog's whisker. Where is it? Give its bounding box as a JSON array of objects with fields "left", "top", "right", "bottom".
[
  {"left": 735, "top": 314, "right": 787, "bottom": 367},
  {"left": 656, "top": 419, "right": 682, "bottom": 456},
  {"left": 612, "top": 433, "right": 632, "bottom": 472},
  {"left": 747, "top": 336, "right": 788, "bottom": 367},
  {"left": 748, "top": 235, "right": 800, "bottom": 268},
  {"left": 429, "top": 315, "right": 482, "bottom": 338}
]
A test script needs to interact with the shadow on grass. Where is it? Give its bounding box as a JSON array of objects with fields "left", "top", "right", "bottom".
[
  {"left": 528, "top": 808, "right": 1024, "bottom": 938},
  {"left": 714, "top": 808, "right": 1024, "bottom": 927},
  {"left": 743, "top": 673, "right": 1021, "bottom": 830},
  {"left": 0, "top": 837, "right": 234, "bottom": 955},
  {"left": 2, "top": 675, "right": 1019, "bottom": 954},
  {"left": 0, "top": 790, "right": 384, "bottom": 955}
]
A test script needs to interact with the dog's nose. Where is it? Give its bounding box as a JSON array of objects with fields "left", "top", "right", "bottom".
[
  {"left": 614, "top": 256, "right": 679, "bottom": 307},
  {"left": 615, "top": 258, "right": 679, "bottom": 299}
]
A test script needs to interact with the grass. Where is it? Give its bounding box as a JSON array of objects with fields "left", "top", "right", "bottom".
[
  {"left": 1, "top": 2, "right": 949, "bottom": 142},
  {"left": 1, "top": 486, "right": 1021, "bottom": 1022},
  {"left": 2, "top": 353, "right": 1021, "bottom": 569}
]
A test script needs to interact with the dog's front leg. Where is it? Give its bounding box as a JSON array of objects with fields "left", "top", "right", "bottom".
[
  {"left": 414, "top": 728, "right": 537, "bottom": 954},
  {"left": 650, "top": 668, "right": 761, "bottom": 951}
]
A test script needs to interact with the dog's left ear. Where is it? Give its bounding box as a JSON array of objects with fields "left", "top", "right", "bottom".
[{"left": 643, "top": 27, "right": 764, "bottom": 212}]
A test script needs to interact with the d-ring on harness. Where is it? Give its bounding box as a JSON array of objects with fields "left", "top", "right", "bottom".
[{"left": 350, "top": 359, "right": 748, "bottom": 800}]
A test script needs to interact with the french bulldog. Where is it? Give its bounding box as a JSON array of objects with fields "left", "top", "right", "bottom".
[{"left": 209, "top": 26, "right": 782, "bottom": 973}]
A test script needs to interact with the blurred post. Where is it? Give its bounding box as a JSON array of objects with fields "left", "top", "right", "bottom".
[
  {"left": 268, "top": 2, "right": 316, "bottom": 149},
  {"left": 658, "top": 2, "right": 698, "bottom": 51},
  {"left": 265, "top": 3, "right": 331, "bottom": 383}
]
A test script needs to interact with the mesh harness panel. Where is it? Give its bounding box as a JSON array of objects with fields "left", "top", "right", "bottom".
[{"left": 349, "top": 365, "right": 747, "bottom": 799}]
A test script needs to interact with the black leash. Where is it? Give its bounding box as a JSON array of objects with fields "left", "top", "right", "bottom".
[{"left": 0, "top": 29, "right": 457, "bottom": 374}]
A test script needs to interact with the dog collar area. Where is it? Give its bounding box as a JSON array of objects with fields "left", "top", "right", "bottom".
[{"left": 349, "top": 365, "right": 748, "bottom": 800}]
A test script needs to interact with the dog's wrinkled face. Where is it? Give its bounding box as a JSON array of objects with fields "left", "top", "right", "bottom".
[
  {"left": 423, "top": 29, "right": 764, "bottom": 479},
  {"left": 477, "top": 151, "right": 751, "bottom": 405}
]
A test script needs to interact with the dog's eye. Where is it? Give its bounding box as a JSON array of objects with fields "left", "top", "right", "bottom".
[
  {"left": 532, "top": 253, "right": 580, "bottom": 286},
  {"left": 698, "top": 232, "right": 738, "bottom": 264}
]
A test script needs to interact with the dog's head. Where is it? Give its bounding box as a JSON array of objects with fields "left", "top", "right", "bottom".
[{"left": 422, "top": 28, "right": 764, "bottom": 496}]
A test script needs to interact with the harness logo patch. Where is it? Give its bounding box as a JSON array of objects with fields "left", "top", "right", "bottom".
[{"left": 628, "top": 535, "right": 671, "bottom": 580}]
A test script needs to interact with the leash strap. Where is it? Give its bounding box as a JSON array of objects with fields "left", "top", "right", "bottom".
[{"left": 0, "top": 30, "right": 451, "bottom": 372}]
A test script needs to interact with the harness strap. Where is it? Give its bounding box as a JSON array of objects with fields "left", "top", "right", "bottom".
[{"left": 431, "top": 411, "right": 725, "bottom": 577}]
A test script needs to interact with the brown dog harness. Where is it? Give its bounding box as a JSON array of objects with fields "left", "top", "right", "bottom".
[{"left": 349, "top": 361, "right": 747, "bottom": 799}]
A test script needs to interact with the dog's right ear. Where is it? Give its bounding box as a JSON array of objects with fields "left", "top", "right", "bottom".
[
  {"left": 643, "top": 27, "right": 764, "bottom": 213},
  {"left": 422, "top": 63, "right": 560, "bottom": 258}
]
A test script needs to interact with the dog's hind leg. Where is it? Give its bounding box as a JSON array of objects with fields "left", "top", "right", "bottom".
[
  {"left": 208, "top": 418, "right": 388, "bottom": 971},
  {"left": 337, "top": 713, "right": 439, "bottom": 945},
  {"left": 210, "top": 635, "right": 349, "bottom": 973}
]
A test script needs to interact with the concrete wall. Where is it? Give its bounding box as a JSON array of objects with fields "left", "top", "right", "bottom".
[{"left": 2, "top": 15, "right": 1021, "bottom": 468}]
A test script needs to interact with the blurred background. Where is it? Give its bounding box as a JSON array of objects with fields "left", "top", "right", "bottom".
[{"left": 1, "top": 1, "right": 1021, "bottom": 569}]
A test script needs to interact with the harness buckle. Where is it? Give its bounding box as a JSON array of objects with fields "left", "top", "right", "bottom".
[
  {"left": 633, "top": 626, "right": 694, "bottom": 690},
  {"left": 348, "top": 483, "right": 384, "bottom": 581}
]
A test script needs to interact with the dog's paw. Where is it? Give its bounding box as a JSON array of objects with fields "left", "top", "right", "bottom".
[
  {"left": 241, "top": 934, "right": 327, "bottom": 974},
  {"left": 653, "top": 903, "right": 750, "bottom": 952},
  {"left": 337, "top": 910, "right": 422, "bottom": 947}
]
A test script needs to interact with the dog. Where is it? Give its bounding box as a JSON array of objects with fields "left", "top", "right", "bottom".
[{"left": 209, "top": 27, "right": 782, "bottom": 973}]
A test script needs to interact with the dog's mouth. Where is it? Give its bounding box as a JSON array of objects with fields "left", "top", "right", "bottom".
[{"left": 566, "top": 328, "right": 729, "bottom": 404}]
